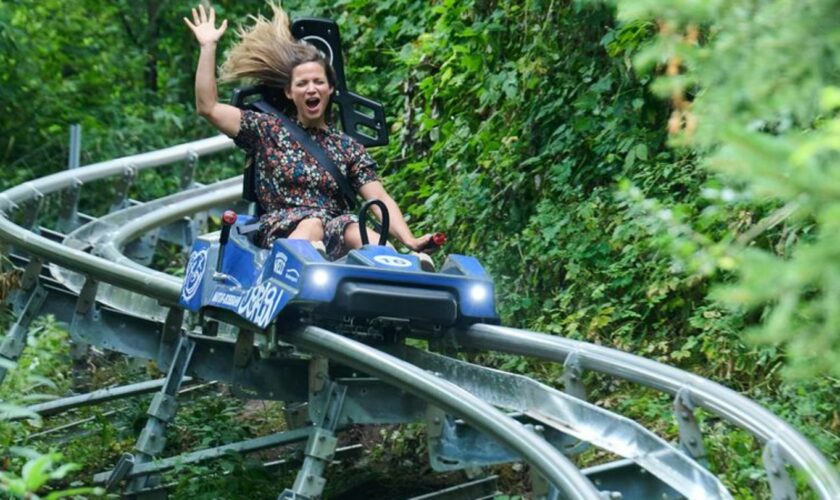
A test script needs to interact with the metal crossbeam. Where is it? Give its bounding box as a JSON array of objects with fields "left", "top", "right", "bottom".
[
  {"left": 95, "top": 427, "right": 314, "bottom": 483},
  {"left": 24, "top": 377, "right": 193, "bottom": 417}
]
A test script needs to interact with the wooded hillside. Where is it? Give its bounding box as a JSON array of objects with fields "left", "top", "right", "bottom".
[{"left": 1, "top": 0, "right": 838, "bottom": 497}]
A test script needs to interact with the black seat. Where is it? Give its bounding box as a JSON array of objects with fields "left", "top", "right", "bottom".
[{"left": 230, "top": 17, "right": 390, "bottom": 216}]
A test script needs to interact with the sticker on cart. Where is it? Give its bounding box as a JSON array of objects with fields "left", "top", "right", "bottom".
[
  {"left": 284, "top": 268, "right": 300, "bottom": 284},
  {"left": 273, "top": 251, "right": 288, "bottom": 275},
  {"left": 182, "top": 248, "right": 208, "bottom": 301},
  {"left": 237, "top": 281, "right": 284, "bottom": 328},
  {"left": 373, "top": 255, "right": 412, "bottom": 268}
]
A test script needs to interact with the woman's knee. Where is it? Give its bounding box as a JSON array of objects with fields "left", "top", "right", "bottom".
[
  {"left": 343, "top": 223, "right": 383, "bottom": 249},
  {"left": 290, "top": 217, "right": 324, "bottom": 240},
  {"left": 343, "top": 223, "right": 361, "bottom": 249}
]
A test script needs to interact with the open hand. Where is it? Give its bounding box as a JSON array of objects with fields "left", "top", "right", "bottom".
[{"left": 184, "top": 4, "right": 228, "bottom": 47}]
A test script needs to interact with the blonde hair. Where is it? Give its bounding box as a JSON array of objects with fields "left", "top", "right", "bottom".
[{"left": 219, "top": 2, "right": 334, "bottom": 91}]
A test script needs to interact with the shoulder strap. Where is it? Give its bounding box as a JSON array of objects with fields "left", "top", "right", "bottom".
[{"left": 251, "top": 101, "right": 357, "bottom": 210}]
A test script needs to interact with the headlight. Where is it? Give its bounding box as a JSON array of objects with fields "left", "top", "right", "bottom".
[
  {"left": 469, "top": 284, "right": 489, "bottom": 302},
  {"left": 311, "top": 268, "right": 330, "bottom": 287}
]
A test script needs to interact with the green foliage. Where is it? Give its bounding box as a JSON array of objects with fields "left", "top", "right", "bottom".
[
  {"left": 0, "top": 0, "right": 264, "bottom": 190},
  {"left": 0, "top": 320, "right": 102, "bottom": 499},
  {"left": 0, "top": 317, "right": 72, "bottom": 406},
  {"left": 3, "top": 0, "right": 839, "bottom": 496},
  {"left": 0, "top": 448, "right": 103, "bottom": 499},
  {"left": 611, "top": 0, "right": 840, "bottom": 379}
]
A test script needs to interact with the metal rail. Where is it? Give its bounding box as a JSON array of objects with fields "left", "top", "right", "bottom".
[
  {"left": 2, "top": 135, "right": 838, "bottom": 498},
  {"left": 286, "top": 325, "right": 602, "bottom": 498},
  {"left": 460, "top": 324, "right": 840, "bottom": 499},
  {"left": 73, "top": 169, "right": 839, "bottom": 499},
  {"left": 398, "top": 346, "right": 731, "bottom": 499},
  {"left": 0, "top": 135, "right": 233, "bottom": 303},
  {"left": 50, "top": 178, "right": 240, "bottom": 321}
]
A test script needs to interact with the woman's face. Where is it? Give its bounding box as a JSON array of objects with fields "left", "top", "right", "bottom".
[{"left": 285, "top": 62, "right": 334, "bottom": 128}]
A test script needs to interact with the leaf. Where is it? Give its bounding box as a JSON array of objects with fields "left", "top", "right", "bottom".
[
  {"left": 48, "top": 462, "right": 81, "bottom": 481},
  {"left": 624, "top": 148, "right": 636, "bottom": 169},
  {"left": 0, "top": 403, "right": 42, "bottom": 423},
  {"left": 0, "top": 357, "right": 16, "bottom": 371},
  {"left": 819, "top": 86, "right": 840, "bottom": 111},
  {"left": 22, "top": 453, "right": 54, "bottom": 491},
  {"left": 45, "top": 486, "right": 105, "bottom": 500}
]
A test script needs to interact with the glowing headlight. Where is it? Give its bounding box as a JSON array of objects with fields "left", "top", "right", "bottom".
[
  {"left": 469, "top": 284, "right": 489, "bottom": 302},
  {"left": 311, "top": 269, "right": 330, "bottom": 287}
]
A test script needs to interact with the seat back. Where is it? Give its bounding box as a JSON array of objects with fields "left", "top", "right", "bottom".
[{"left": 230, "top": 17, "right": 389, "bottom": 215}]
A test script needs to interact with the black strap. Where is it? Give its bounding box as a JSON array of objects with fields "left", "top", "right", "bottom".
[{"left": 251, "top": 100, "right": 357, "bottom": 210}]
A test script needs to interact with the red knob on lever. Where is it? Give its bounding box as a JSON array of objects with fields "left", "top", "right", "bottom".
[
  {"left": 222, "top": 210, "right": 238, "bottom": 225},
  {"left": 422, "top": 232, "right": 447, "bottom": 252},
  {"left": 219, "top": 210, "right": 237, "bottom": 246}
]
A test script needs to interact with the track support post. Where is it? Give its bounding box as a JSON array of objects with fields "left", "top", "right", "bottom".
[
  {"left": 57, "top": 179, "right": 82, "bottom": 234},
  {"left": 18, "top": 193, "right": 44, "bottom": 232},
  {"left": 69, "top": 278, "right": 99, "bottom": 390},
  {"left": 233, "top": 328, "right": 255, "bottom": 368},
  {"left": 280, "top": 359, "right": 345, "bottom": 500},
  {"left": 158, "top": 308, "right": 185, "bottom": 359},
  {"left": 562, "top": 351, "right": 586, "bottom": 401},
  {"left": 428, "top": 330, "right": 458, "bottom": 357},
  {"left": 425, "top": 405, "right": 452, "bottom": 471},
  {"left": 109, "top": 165, "right": 135, "bottom": 213},
  {"left": 111, "top": 324, "right": 194, "bottom": 497},
  {"left": 763, "top": 440, "right": 797, "bottom": 500},
  {"left": 674, "top": 387, "right": 707, "bottom": 465},
  {"left": 180, "top": 151, "right": 198, "bottom": 190},
  {"left": 6, "top": 256, "right": 42, "bottom": 314},
  {"left": 0, "top": 283, "right": 47, "bottom": 384},
  {"left": 180, "top": 150, "right": 206, "bottom": 254}
]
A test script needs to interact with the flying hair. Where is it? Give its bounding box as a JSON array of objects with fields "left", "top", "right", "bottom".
[{"left": 219, "top": 1, "right": 334, "bottom": 91}]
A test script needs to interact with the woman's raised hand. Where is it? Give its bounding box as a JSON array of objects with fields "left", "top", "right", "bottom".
[{"left": 184, "top": 4, "right": 228, "bottom": 47}]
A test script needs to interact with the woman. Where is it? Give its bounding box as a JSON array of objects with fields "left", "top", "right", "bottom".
[{"left": 184, "top": 3, "right": 435, "bottom": 261}]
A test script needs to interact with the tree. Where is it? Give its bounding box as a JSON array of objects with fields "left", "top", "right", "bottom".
[{"left": 614, "top": 0, "right": 840, "bottom": 377}]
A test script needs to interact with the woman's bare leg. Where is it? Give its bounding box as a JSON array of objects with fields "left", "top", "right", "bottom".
[
  {"left": 343, "top": 222, "right": 384, "bottom": 249},
  {"left": 288, "top": 218, "right": 324, "bottom": 242},
  {"left": 344, "top": 222, "right": 433, "bottom": 269}
]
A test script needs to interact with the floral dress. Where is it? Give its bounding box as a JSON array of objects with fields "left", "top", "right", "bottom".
[{"left": 233, "top": 109, "right": 379, "bottom": 259}]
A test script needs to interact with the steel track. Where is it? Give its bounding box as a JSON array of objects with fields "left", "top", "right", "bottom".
[{"left": 2, "top": 135, "right": 838, "bottom": 499}]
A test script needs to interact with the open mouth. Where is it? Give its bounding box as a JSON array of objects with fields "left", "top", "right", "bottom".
[{"left": 305, "top": 97, "right": 321, "bottom": 112}]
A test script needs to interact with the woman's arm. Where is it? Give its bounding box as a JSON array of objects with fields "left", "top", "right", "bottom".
[
  {"left": 358, "top": 181, "right": 434, "bottom": 252},
  {"left": 184, "top": 5, "right": 241, "bottom": 137}
]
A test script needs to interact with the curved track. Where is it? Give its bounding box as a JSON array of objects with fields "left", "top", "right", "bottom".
[{"left": 1, "top": 136, "right": 838, "bottom": 499}]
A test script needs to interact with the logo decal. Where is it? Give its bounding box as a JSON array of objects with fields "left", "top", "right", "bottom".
[
  {"left": 182, "top": 249, "right": 208, "bottom": 300},
  {"left": 237, "top": 281, "right": 283, "bottom": 328},
  {"left": 373, "top": 255, "right": 412, "bottom": 268},
  {"left": 210, "top": 291, "right": 241, "bottom": 308},
  {"left": 284, "top": 268, "right": 300, "bottom": 284},
  {"left": 273, "top": 252, "right": 288, "bottom": 275}
]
